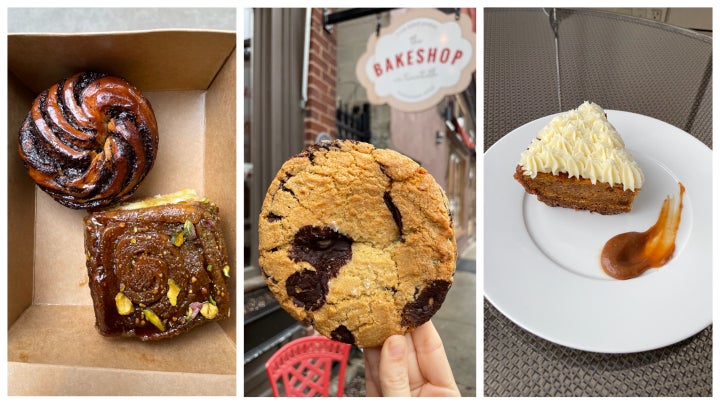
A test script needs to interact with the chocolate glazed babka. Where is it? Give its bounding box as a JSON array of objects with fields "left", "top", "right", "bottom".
[
  {"left": 84, "top": 190, "right": 231, "bottom": 340},
  {"left": 18, "top": 72, "right": 159, "bottom": 210}
]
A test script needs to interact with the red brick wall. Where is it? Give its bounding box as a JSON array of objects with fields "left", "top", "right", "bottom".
[{"left": 304, "top": 8, "right": 337, "bottom": 145}]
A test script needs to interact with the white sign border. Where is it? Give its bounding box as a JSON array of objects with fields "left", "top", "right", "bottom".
[{"left": 356, "top": 8, "right": 476, "bottom": 113}]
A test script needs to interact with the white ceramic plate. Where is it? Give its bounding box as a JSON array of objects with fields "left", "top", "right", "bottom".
[{"left": 484, "top": 110, "right": 712, "bottom": 353}]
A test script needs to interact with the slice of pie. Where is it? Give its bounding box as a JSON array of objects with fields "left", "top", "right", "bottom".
[{"left": 514, "top": 101, "right": 644, "bottom": 214}]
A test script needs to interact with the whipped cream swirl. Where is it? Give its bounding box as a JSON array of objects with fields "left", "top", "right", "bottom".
[{"left": 519, "top": 101, "right": 644, "bottom": 191}]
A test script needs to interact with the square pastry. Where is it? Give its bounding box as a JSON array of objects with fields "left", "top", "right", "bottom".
[{"left": 84, "top": 189, "right": 231, "bottom": 340}]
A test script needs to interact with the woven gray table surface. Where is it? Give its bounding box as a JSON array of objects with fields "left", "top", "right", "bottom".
[
  {"left": 484, "top": 300, "right": 712, "bottom": 396},
  {"left": 484, "top": 8, "right": 712, "bottom": 397}
]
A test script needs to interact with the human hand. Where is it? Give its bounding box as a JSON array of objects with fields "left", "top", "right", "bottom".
[{"left": 364, "top": 320, "right": 461, "bottom": 397}]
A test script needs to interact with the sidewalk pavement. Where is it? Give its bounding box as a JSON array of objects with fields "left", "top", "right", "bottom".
[{"left": 433, "top": 243, "right": 476, "bottom": 396}]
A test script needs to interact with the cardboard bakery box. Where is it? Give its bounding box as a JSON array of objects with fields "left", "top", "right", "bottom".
[{"left": 7, "top": 30, "right": 237, "bottom": 395}]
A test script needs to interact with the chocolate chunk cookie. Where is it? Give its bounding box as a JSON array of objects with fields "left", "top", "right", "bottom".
[{"left": 259, "top": 140, "right": 456, "bottom": 348}]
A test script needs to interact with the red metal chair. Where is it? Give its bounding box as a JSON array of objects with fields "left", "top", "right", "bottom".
[{"left": 265, "top": 335, "right": 352, "bottom": 397}]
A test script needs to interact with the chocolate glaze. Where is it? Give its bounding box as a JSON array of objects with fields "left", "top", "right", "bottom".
[
  {"left": 74, "top": 71, "right": 107, "bottom": 102},
  {"left": 286, "top": 226, "right": 353, "bottom": 310},
  {"left": 117, "top": 245, "right": 169, "bottom": 305},
  {"left": 401, "top": 280, "right": 452, "bottom": 327},
  {"left": 18, "top": 71, "right": 158, "bottom": 210},
  {"left": 84, "top": 201, "right": 230, "bottom": 340}
]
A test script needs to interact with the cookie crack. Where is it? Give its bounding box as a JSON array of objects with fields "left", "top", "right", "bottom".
[{"left": 279, "top": 180, "right": 299, "bottom": 203}]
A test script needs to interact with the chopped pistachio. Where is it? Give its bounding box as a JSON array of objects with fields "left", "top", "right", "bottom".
[
  {"left": 143, "top": 309, "right": 165, "bottom": 331},
  {"left": 183, "top": 220, "right": 196, "bottom": 240},
  {"left": 115, "top": 292, "right": 134, "bottom": 315},
  {"left": 206, "top": 264, "right": 213, "bottom": 272},
  {"left": 174, "top": 231, "right": 184, "bottom": 247},
  {"left": 167, "top": 278, "right": 180, "bottom": 306},
  {"left": 202, "top": 198, "right": 210, "bottom": 204},
  {"left": 200, "top": 302, "right": 218, "bottom": 319},
  {"left": 131, "top": 238, "right": 137, "bottom": 244},
  {"left": 185, "top": 302, "right": 202, "bottom": 323},
  {"left": 208, "top": 294, "right": 216, "bottom": 306},
  {"left": 223, "top": 265, "right": 230, "bottom": 278}
]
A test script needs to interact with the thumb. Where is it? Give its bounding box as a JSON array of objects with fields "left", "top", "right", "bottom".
[{"left": 378, "top": 335, "right": 411, "bottom": 397}]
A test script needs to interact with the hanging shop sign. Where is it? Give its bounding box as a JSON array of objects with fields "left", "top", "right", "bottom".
[{"left": 356, "top": 9, "right": 476, "bottom": 112}]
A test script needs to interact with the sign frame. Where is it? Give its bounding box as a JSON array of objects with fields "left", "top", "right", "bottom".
[{"left": 356, "top": 9, "right": 476, "bottom": 112}]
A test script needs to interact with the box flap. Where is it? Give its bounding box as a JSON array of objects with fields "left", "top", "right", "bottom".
[
  {"left": 205, "top": 49, "right": 238, "bottom": 342},
  {"left": 7, "top": 30, "right": 236, "bottom": 93}
]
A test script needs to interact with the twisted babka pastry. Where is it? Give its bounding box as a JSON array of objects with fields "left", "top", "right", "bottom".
[
  {"left": 18, "top": 72, "right": 159, "bottom": 210},
  {"left": 84, "top": 190, "right": 231, "bottom": 340}
]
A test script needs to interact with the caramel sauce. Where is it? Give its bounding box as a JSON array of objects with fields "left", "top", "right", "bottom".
[{"left": 601, "top": 183, "right": 685, "bottom": 280}]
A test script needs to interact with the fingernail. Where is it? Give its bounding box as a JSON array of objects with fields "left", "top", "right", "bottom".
[{"left": 387, "top": 336, "right": 406, "bottom": 359}]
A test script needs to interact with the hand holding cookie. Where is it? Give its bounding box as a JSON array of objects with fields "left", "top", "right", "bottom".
[{"left": 364, "top": 321, "right": 460, "bottom": 397}]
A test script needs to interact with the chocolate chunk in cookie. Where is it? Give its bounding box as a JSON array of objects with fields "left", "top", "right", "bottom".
[
  {"left": 402, "top": 280, "right": 452, "bottom": 327},
  {"left": 289, "top": 226, "right": 353, "bottom": 277},
  {"left": 331, "top": 325, "right": 356, "bottom": 345}
]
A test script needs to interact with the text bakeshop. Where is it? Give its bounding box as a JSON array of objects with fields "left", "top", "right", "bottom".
[{"left": 372, "top": 46, "right": 465, "bottom": 77}]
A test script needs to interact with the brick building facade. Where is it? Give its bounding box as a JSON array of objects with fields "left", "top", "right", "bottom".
[{"left": 304, "top": 8, "right": 337, "bottom": 144}]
